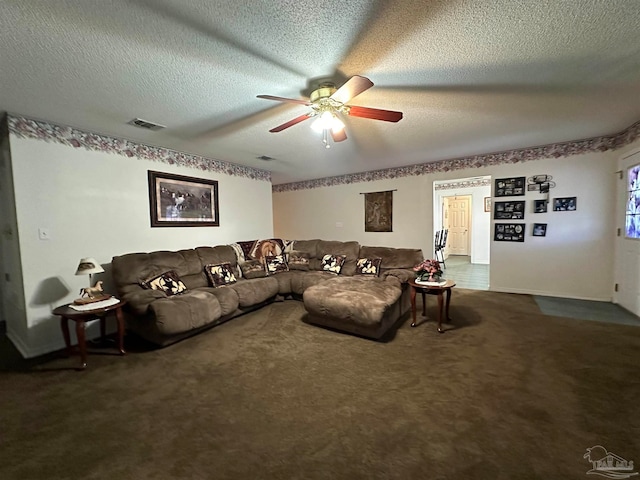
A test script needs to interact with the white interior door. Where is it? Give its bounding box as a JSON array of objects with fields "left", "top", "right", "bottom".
[
  {"left": 445, "top": 195, "right": 471, "bottom": 255},
  {"left": 614, "top": 148, "right": 640, "bottom": 315}
]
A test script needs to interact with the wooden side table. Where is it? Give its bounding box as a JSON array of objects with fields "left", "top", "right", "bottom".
[
  {"left": 53, "top": 299, "right": 126, "bottom": 370},
  {"left": 409, "top": 279, "right": 456, "bottom": 333}
]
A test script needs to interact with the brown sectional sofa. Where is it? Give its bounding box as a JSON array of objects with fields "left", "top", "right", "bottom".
[{"left": 111, "top": 239, "right": 423, "bottom": 346}]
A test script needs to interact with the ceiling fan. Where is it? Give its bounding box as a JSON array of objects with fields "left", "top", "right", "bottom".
[{"left": 257, "top": 75, "right": 403, "bottom": 148}]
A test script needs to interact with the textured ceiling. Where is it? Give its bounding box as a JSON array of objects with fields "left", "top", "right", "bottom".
[{"left": 1, "top": 0, "right": 639, "bottom": 185}]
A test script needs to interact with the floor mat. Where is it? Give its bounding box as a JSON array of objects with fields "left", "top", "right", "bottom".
[{"left": 534, "top": 295, "right": 640, "bottom": 326}]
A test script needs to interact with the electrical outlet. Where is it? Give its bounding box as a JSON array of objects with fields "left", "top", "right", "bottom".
[{"left": 38, "top": 228, "right": 51, "bottom": 240}]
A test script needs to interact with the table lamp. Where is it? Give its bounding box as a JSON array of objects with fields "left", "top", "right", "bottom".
[{"left": 75, "top": 257, "right": 104, "bottom": 285}]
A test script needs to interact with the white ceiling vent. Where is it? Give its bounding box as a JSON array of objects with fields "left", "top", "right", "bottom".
[{"left": 127, "top": 118, "right": 166, "bottom": 131}]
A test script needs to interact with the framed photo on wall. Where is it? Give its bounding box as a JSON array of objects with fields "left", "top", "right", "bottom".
[
  {"left": 494, "top": 201, "right": 525, "bottom": 220},
  {"left": 495, "top": 177, "right": 526, "bottom": 197},
  {"left": 553, "top": 197, "right": 577, "bottom": 211},
  {"left": 533, "top": 223, "right": 547, "bottom": 237},
  {"left": 494, "top": 223, "right": 525, "bottom": 242},
  {"left": 148, "top": 170, "right": 219, "bottom": 227},
  {"left": 534, "top": 200, "right": 548, "bottom": 213}
]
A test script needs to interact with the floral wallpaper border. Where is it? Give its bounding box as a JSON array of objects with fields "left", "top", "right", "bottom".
[
  {"left": 273, "top": 120, "right": 640, "bottom": 192},
  {"left": 7, "top": 115, "right": 271, "bottom": 182},
  {"left": 435, "top": 178, "right": 491, "bottom": 191}
]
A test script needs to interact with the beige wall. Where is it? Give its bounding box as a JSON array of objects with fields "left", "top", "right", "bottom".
[
  {"left": 8, "top": 135, "right": 274, "bottom": 358},
  {"left": 274, "top": 149, "right": 618, "bottom": 301}
]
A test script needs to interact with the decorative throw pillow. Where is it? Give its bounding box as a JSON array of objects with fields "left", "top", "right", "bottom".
[
  {"left": 204, "top": 263, "right": 237, "bottom": 287},
  {"left": 356, "top": 257, "right": 382, "bottom": 276},
  {"left": 141, "top": 270, "right": 187, "bottom": 296},
  {"left": 264, "top": 254, "right": 289, "bottom": 275},
  {"left": 287, "top": 250, "right": 310, "bottom": 271},
  {"left": 321, "top": 254, "right": 346, "bottom": 275},
  {"left": 240, "top": 259, "right": 267, "bottom": 279}
]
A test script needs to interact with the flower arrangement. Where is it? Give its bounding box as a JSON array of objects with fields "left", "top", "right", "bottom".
[{"left": 413, "top": 258, "right": 443, "bottom": 282}]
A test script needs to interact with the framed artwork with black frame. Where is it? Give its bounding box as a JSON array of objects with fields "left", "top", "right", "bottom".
[
  {"left": 494, "top": 223, "right": 525, "bottom": 242},
  {"left": 148, "top": 170, "right": 219, "bottom": 227},
  {"left": 534, "top": 200, "right": 547, "bottom": 213},
  {"left": 494, "top": 201, "right": 525, "bottom": 220},
  {"left": 495, "top": 177, "right": 526, "bottom": 197},
  {"left": 553, "top": 197, "right": 577, "bottom": 211},
  {"left": 532, "top": 223, "right": 547, "bottom": 237}
]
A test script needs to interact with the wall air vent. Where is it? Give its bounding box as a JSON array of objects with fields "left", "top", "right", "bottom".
[{"left": 127, "top": 118, "right": 166, "bottom": 131}]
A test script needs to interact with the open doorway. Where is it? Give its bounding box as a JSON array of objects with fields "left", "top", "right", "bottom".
[{"left": 433, "top": 176, "right": 491, "bottom": 290}]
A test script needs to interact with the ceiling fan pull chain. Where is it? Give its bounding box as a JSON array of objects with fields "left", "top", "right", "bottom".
[{"left": 323, "top": 128, "right": 330, "bottom": 148}]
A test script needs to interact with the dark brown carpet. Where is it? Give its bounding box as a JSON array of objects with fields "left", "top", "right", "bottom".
[{"left": 1, "top": 289, "right": 639, "bottom": 480}]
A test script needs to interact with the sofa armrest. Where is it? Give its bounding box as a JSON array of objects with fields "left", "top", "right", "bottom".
[
  {"left": 381, "top": 268, "right": 415, "bottom": 284},
  {"left": 122, "top": 289, "right": 167, "bottom": 316}
]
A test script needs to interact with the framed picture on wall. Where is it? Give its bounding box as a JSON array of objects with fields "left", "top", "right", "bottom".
[
  {"left": 534, "top": 200, "right": 547, "bottom": 213},
  {"left": 148, "top": 170, "right": 219, "bottom": 227},
  {"left": 494, "top": 201, "right": 525, "bottom": 220},
  {"left": 553, "top": 197, "right": 577, "bottom": 211},
  {"left": 533, "top": 223, "right": 547, "bottom": 237},
  {"left": 494, "top": 223, "right": 525, "bottom": 242},
  {"left": 495, "top": 177, "right": 526, "bottom": 197}
]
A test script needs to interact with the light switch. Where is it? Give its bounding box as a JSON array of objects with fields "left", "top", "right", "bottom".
[
  {"left": 38, "top": 228, "right": 51, "bottom": 240},
  {"left": 335, "top": 222, "right": 343, "bottom": 228}
]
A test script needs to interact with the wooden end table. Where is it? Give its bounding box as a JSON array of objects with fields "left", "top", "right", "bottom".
[
  {"left": 409, "top": 279, "right": 456, "bottom": 333},
  {"left": 53, "top": 299, "right": 126, "bottom": 370}
]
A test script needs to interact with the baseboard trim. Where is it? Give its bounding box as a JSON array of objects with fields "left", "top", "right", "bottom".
[{"left": 489, "top": 286, "right": 612, "bottom": 302}]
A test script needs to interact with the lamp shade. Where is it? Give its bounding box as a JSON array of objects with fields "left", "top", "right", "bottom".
[{"left": 75, "top": 257, "right": 104, "bottom": 275}]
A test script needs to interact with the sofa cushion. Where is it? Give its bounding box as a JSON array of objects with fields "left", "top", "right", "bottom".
[
  {"left": 359, "top": 246, "right": 423, "bottom": 271},
  {"left": 239, "top": 259, "right": 267, "bottom": 279},
  {"left": 205, "top": 263, "right": 237, "bottom": 287},
  {"left": 287, "top": 250, "right": 310, "bottom": 271},
  {"left": 230, "top": 277, "right": 279, "bottom": 308},
  {"left": 265, "top": 254, "right": 289, "bottom": 275},
  {"left": 141, "top": 270, "right": 188, "bottom": 296},
  {"left": 195, "top": 286, "right": 240, "bottom": 316},
  {"left": 321, "top": 254, "right": 345, "bottom": 275},
  {"left": 149, "top": 290, "right": 222, "bottom": 336},
  {"left": 289, "top": 271, "right": 335, "bottom": 295},
  {"left": 356, "top": 257, "right": 382, "bottom": 276}
]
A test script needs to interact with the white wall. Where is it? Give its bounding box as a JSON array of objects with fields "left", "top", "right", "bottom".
[
  {"left": 274, "top": 149, "right": 618, "bottom": 301},
  {"left": 8, "top": 135, "right": 274, "bottom": 358},
  {"left": 273, "top": 175, "right": 432, "bottom": 257}
]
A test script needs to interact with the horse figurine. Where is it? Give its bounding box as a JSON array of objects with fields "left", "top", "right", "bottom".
[{"left": 80, "top": 281, "right": 104, "bottom": 299}]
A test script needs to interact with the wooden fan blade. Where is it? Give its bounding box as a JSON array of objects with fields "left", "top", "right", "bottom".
[
  {"left": 330, "top": 75, "right": 374, "bottom": 104},
  {"left": 269, "top": 114, "right": 312, "bottom": 132},
  {"left": 331, "top": 128, "right": 347, "bottom": 142},
  {"left": 257, "top": 95, "right": 311, "bottom": 106},
  {"left": 347, "top": 105, "right": 403, "bottom": 122}
]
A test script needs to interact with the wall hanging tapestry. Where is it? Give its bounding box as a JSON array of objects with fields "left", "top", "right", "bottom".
[{"left": 364, "top": 190, "right": 393, "bottom": 232}]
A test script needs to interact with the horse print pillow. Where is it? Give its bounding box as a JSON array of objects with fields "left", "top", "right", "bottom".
[
  {"left": 356, "top": 257, "right": 382, "bottom": 276},
  {"left": 141, "top": 270, "right": 188, "bottom": 296},
  {"left": 205, "top": 263, "right": 238, "bottom": 287},
  {"left": 321, "top": 254, "right": 346, "bottom": 275}
]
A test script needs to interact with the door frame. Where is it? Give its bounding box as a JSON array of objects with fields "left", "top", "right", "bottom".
[
  {"left": 443, "top": 194, "right": 472, "bottom": 256},
  {"left": 614, "top": 147, "right": 640, "bottom": 314},
  {"left": 432, "top": 176, "right": 492, "bottom": 265}
]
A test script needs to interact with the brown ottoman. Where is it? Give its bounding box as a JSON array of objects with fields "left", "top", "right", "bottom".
[{"left": 302, "top": 276, "right": 402, "bottom": 339}]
